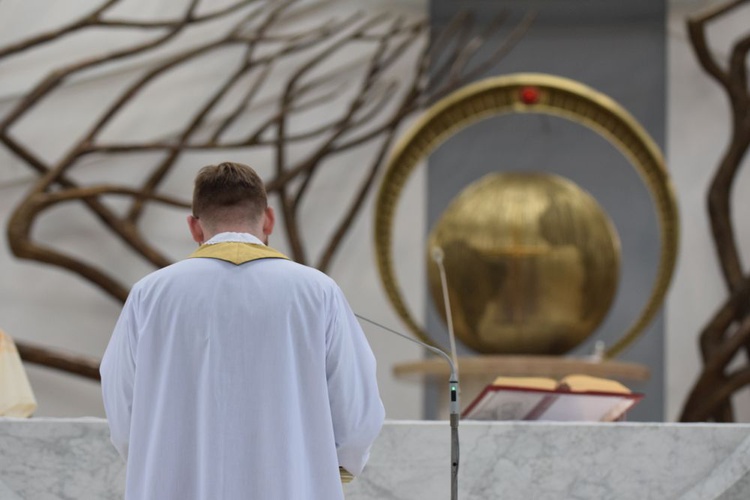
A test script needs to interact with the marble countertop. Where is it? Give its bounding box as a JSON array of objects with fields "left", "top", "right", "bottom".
[{"left": 2, "top": 418, "right": 750, "bottom": 499}]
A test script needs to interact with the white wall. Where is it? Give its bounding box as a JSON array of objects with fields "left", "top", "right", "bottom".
[
  {"left": 0, "top": 0, "right": 425, "bottom": 419},
  {"left": 665, "top": 0, "right": 750, "bottom": 420},
  {"left": 3, "top": 0, "right": 750, "bottom": 422}
]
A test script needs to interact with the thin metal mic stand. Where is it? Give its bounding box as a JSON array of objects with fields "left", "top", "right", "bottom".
[
  {"left": 432, "top": 246, "right": 460, "bottom": 500},
  {"left": 355, "top": 310, "right": 460, "bottom": 499}
]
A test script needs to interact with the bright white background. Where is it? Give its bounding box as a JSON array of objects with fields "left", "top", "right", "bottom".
[{"left": 0, "top": 0, "right": 749, "bottom": 422}]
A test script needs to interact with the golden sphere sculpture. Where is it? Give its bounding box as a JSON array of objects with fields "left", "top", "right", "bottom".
[
  {"left": 374, "top": 73, "right": 679, "bottom": 358},
  {"left": 427, "top": 172, "right": 620, "bottom": 354}
]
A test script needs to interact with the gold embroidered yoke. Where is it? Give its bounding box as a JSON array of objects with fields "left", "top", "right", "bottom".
[{"left": 188, "top": 242, "right": 289, "bottom": 265}]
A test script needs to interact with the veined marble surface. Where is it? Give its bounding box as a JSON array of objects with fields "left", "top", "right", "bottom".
[
  {"left": 0, "top": 417, "right": 124, "bottom": 500},
  {"left": 2, "top": 418, "right": 750, "bottom": 499},
  {"left": 0, "top": 418, "right": 125, "bottom": 500},
  {"left": 346, "top": 421, "right": 750, "bottom": 500}
]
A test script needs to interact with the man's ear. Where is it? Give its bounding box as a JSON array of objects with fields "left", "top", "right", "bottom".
[
  {"left": 262, "top": 206, "right": 275, "bottom": 237},
  {"left": 187, "top": 215, "right": 205, "bottom": 245}
]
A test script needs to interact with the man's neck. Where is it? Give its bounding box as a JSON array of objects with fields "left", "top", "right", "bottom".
[{"left": 204, "top": 230, "right": 268, "bottom": 246}]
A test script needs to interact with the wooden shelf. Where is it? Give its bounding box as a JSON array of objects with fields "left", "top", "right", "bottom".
[{"left": 393, "top": 355, "right": 650, "bottom": 383}]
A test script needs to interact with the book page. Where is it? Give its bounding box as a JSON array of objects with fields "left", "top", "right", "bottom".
[
  {"left": 558, "top": 374, "right": 631, "bottom": 394},
  {"left": 535, "top": 393, "right": 639, "bottom": 421},
  {"left": 492, "top": 376, "right": 558, "bottom": 390},
  {"left": 464, "top": 388, "right": 552, "bottom": 420}
]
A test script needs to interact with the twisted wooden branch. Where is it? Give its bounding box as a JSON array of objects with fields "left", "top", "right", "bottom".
[
  {"left": 680, "top": 0, "right": 750, "bottom": 422},
  {"left": 0, "top": 1, "right": 532, "bottom": 380}
]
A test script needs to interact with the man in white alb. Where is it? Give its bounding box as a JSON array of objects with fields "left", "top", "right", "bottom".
[{"left": 101, "top": 161, "right": 385, "bottom": 500}]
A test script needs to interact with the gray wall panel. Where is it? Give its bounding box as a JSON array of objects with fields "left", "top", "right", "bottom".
[{"left": 426, "top": 0, "right": 666, "bottom": 421}]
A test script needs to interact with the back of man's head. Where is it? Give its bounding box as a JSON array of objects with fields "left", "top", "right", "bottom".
[{"left": 192, "top": 162, "right": 267, "bottom": 230}]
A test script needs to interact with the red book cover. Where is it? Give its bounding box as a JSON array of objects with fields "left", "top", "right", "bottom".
[{"left": 462, "top": 377, "right": 643, "bottom": 422}]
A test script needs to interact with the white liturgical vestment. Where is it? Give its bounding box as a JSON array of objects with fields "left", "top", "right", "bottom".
[{"left": 101, "top": 232, "right": 384, "bottom": 500}]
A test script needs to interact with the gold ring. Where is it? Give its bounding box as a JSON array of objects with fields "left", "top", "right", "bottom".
[{"left": 374, "top": 73, "right": 679, "bottom": 358}]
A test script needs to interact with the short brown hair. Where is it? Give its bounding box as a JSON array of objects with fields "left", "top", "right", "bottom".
[{"left": 192, "top": 162, "right": 267, "bottom": 225}]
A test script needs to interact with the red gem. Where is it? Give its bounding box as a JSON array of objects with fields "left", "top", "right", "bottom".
[{"left": 520, "top": 86, "right": 540, "bottom": 104}]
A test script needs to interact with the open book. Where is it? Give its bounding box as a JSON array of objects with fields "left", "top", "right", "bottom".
[{"left": 462, "top": 374, "right": 643, "bottom": 422}]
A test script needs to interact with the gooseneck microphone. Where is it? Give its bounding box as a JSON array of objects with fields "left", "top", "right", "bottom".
[
  {"left": 431, "top": 246, "right": 459, "bottom": 379},
  {"left": 354, "top": 313, "right": 459, "bottom": 388},
  {"left": 431, "top": 246, "right": 460, "bottom": 500},
  {"left": 355, "top": 245, "right": 460, "bottom": 500},
  {"left": 354, "top": 314, "right": 460, "bottom": 499}
]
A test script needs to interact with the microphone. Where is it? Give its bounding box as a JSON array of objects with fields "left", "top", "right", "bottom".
[
  {"left": 354, "top": 313, "right": 458, "bottom": 387},
  {"left": 355, "top": 313, "right": 460, "bottom": 499},
  {"left": 431, "top": 246, "right": 460, "bottom": 500},
  {"left": 431, "top": 246, "right": 460, "bottom": 382},
  {"left": 356, "top": 245, "right": 460, "bottom": 500}
]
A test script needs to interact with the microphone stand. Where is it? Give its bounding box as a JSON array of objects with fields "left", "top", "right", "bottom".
[
  {"left": 432, "top": 246, "right": 459, "bottom": 500},
  {"left": 354, "top": 315, "right": 460, "bottom": 500}
]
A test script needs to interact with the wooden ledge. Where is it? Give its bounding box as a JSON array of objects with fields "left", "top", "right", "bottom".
[{"left": 393, "top": 355, "right": 650, "bottom": 383}]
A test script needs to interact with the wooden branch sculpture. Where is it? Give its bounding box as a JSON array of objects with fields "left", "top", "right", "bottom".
[
  {"left": 680, "top": 0, "right": 750, "bottom": 422},
  {"left": 0, "top": 0, "right": 534, "bottom": 379}
]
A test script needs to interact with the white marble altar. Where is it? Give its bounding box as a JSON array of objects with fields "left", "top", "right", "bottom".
[
  {"left": 0, "top": 418, "right": 124, "bottom": 499},
  {"left": 1, "top": 418, "right": 750, "bottom": 499}
]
